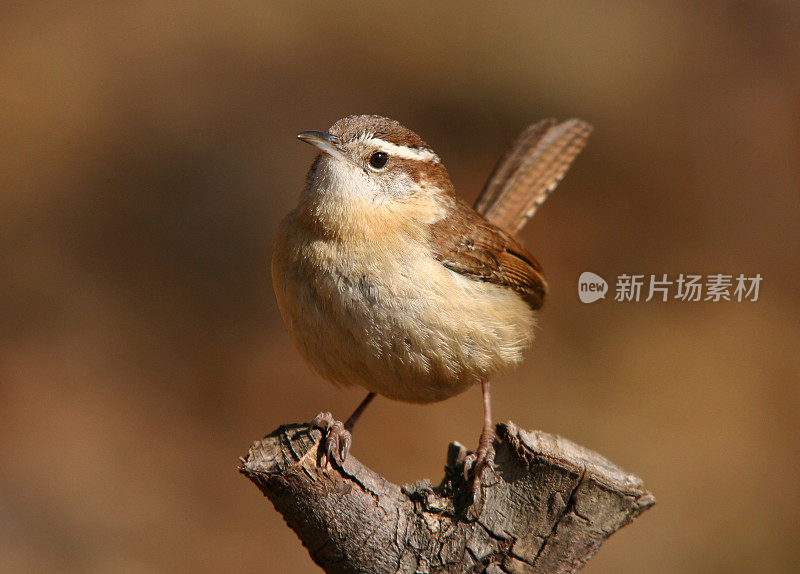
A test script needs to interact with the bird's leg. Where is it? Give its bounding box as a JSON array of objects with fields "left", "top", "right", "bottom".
[
  {"left": 345, "top": 392, "right": 376, "bottom": 431},
  {"left": 465, "top": 380, "right": 496, "bottom": 494},
  {"left": 312, "top": 392, "right": 376, "bottom": 466}
]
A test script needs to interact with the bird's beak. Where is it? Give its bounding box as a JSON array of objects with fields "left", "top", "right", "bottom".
[{"left": 297, "top": 130, "right": 348, "bottom": 163}]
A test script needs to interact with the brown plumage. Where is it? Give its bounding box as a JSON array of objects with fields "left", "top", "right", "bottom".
[
  {"left": 430, "top": 196, "right": 547, "bottom": 310},
  {"left": 475, "top": 118, "right": 593, "bottom": 234},
  {"left": 330, "top": 114, "right": 433, "bottom": 150}
]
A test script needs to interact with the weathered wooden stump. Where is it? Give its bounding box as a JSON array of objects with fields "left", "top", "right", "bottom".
[{"left": 240, "top": 421, "right": 654, "bottom": 573}]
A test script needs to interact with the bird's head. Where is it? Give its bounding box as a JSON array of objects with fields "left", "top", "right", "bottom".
[{"left": 296, "top": 115, "right": 455, "bottom": 240}]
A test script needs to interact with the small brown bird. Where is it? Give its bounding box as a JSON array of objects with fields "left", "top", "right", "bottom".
[{"left": 272, "top": 115, "right": 591, "bottom": 491}]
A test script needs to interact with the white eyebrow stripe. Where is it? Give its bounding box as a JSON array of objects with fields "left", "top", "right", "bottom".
[{"left": 362, "top": 138, "right": 440, "bottom": 163}]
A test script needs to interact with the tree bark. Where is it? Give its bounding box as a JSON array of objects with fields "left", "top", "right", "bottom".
[{"left": 239, "top": 422, "right": 655, "bottom": 573}]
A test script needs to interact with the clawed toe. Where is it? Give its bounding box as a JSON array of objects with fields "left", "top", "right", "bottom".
[
  {"left": 465, "top": 443, "right": 496, "bottom": 495},
  {"left": 311, "top": 411, "right": 335, "bottom": 430},
  {"left": 311, "top": 412, "right": 351, "bottom": 467},
  {"left": 463, "top": 453, "right": 476, "bottom": 480}
]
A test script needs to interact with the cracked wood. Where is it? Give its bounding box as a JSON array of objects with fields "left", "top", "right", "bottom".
[{"left": 240, "top": 422, "right": 654, "bottom": 573}]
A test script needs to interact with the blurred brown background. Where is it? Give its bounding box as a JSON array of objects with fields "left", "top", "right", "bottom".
[{"left": 2, "top": 2, "right": 799, "bottom": 572}]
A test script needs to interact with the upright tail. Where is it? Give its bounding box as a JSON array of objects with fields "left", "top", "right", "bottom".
[{"left": 474, "top": 119, "right": 593, "bottom": 234}]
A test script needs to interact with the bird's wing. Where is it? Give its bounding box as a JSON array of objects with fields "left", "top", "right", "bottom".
[{"left": 430, "top": 197, "right": 547, "bottom": 310}]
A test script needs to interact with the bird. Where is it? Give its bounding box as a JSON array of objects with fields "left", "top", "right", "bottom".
[{"left": 271, "top": 114, "right": 591, "bottom": 493}]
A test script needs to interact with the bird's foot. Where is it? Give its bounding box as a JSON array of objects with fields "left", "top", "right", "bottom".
[
  {"left": 311, "top": 412, "right": 352, "bottom": 467},
  {"left": 464, "top": 444, "right": 496, "bottom": 489},
  {"left": 464, "top": 424, "right": 496, "bottom": 500}
]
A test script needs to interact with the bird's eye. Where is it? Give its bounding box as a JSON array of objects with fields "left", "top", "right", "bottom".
[{"left": 369, "top": 151, "right": 389, "bottom": 169}]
